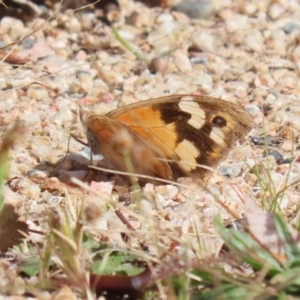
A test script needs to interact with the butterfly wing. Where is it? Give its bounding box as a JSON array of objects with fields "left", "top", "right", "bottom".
[
  {"left": 84, "top": 115, "right": 173, "bottom": 180},
  {"left": 107, "top": 95, "right": 253, "bottom": 179}
]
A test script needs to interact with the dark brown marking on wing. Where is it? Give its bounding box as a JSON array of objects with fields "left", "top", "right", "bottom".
[
  {"left": 212, "top": 115, "right": 227, "bottom": 128},
  {"left": 155, "top": 101, "right": 217, "bottom": 148},
  {"left": 154, "top": 99, "right": 252, "bottom": 178}
]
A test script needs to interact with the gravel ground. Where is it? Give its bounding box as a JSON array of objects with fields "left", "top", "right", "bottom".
[{"left": 1, "top": 0, "right": 300, "bottom": 297}]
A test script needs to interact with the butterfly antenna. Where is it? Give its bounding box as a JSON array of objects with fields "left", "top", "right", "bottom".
[{"left": 29, "top": 81, "right": 89, "bottom": 122}]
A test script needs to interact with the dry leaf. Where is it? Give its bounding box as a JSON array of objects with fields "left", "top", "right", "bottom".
[
  {"left": 243, "top": 195, "right": 298, "bottom": 257},
  {"left": 13, "top": 43, "right": 54, "bottom": 63},
  {"left": 2, "top": 0, "right": 42, "bottom": 16},
  {"left": 0, "top": 203, "right": 28, "bottom": 252},
  {"left": 0, "top": 50, "right": 31, "bottom": 64}
]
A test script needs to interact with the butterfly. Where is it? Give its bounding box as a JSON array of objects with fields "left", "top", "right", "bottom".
[{"left": 80, "top": 95, "right": 253, "bottom": 181}]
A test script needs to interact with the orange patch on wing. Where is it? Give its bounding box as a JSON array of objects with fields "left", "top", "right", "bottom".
[
  {"left": 110, "top": 107, "right": 180, "bottom": 159},
  {"left": 150, "top": 125, "right": 178, "bottom": 158},
  {"left": 87, "top": 117, "right": 115, "bottom": 142},
  {"left": 111, "top": 108, "right": 175, "bottom": 155},
  {"left": 111, "top": 107, "right": 164, "bottom": 127}
]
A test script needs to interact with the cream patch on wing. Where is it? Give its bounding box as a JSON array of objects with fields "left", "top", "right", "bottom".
[
  {"left": 209, "top": 126, "right": 226, "bottom": 146},
  {"left": 178, "top": 100, "right": 206, "bottom": 129},
  {"left": 175, "top": 139, "right": 200, "bottom": 172}
]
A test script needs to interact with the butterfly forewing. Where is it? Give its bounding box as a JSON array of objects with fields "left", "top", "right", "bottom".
[{"left": 107, "top": 95, "right": 253, "bottom": 179}]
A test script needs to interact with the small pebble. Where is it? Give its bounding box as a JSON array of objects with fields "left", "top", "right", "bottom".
[
  {"left": 251, "top": 136, "right": 280, "bottom": 146},
  {"left": 21, "top": 37, "right": 36, "bottom": 49},
  {"left": 225, "top": 14, "right": 250, "bottom": 33},
  {"left": 0, "top": 17, "right": 25, "bottom": 40},
  {"left": 149, "top": 56, "right": 169, "bottom": 74},
  {"left": 244, "top": 30, "right": 264, "bottom": 52},
  {"left": 75, "top": 50, "right": 87, "bottom": 61},
  {"left": 26, "top": 88, "right": 49, "bottom": 101},
  {"left": 76, "top": 71, "right": 94, "bottom": 92},
  {"left": 156, "top": 13, "right": 174, "bottom": 24},
  {"left": 267, "top": 171, "right": 284, "bottom": 188},
  {"left": 174, "top": 0, "right": 217, "bottom": 19},
  {"left": 268, "top": 3, "right": 285, "bottom": 20},
  {"left": 27, "top": 169, "right": 48, "bottom": 182},
  {"left": 103, "top": 3, "right": 121, "bottom": 23},
  {"left": 262, "top": 155, "right": 278, "bottom": 169},
  {"left": 240, "top": 2, "right": 257, "bottom": 16},
  {"left": 126, "top": 11, "right": 140, "bottom": 27},
  {"left": 155, "top": 185, "right": 179, "bottom": 199},
  {"left": 192, "top": 31, "right": 215, "bottom": 52},
  {"left": 267, "top": 58, "right": 294, "bottom": 69},
  {"left": 282, "top": 22, "right": 300, "bottom": 34},
  {"left": 64, "top": 16, "right": 81, "bottom": 32},
  {"left": 139, "top": 199, "right": 153, "bottom": 212},
  {"left": 172, "top": 50, "right": 193, "bottom": 73},
  {"left": 190, "top": 55, "right": 209, "bottom": 65},
  {"left": 268, "top": 150, "right": 284, "bottom": 164},
  {"left": 52, "top": 108, "right": 73, "bottom": 125},
  {"left": 0, "top": 78, "right": 7, "bottom": 90},
  {"left": 281, "top": 141, "right": 293, "bottom": 151},
  {"left": 218, "top": 162, "right": 246, "bottom": 178}
]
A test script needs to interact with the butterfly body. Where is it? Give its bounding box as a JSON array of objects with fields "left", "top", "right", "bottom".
[{"left": 81, "top": 95, "right": 253, "bottom": 181}]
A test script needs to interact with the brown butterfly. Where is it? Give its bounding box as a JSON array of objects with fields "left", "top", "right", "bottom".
[{"left": 80, "top": 95, "right": 253, "bottom": 181}]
